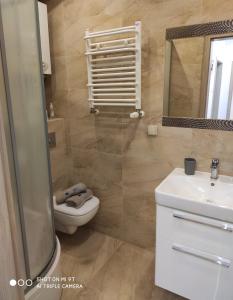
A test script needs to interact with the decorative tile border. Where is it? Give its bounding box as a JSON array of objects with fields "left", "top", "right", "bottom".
[
  {"left": 166, "top": 19, "right": 233, "bottom": 40},
  {"left": 162, "top": 117, "right": 233, "bottom": 131}
]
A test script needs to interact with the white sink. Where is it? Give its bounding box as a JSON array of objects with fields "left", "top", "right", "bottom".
[{"left": 155, "top": 168, "right": 233, "bottom": 222}]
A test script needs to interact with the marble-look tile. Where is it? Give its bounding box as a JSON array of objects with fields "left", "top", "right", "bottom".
[
  {"left": 69, "top": 118, "right": 97, "bottom": 150},
  {"left": 66, "top": 88, "right": 89, "bottom": 120},
  {"left": 52, "top": 92, "right": 69, "bottom": 118},
  {"left": 123, "top": 158, "right": 172, "bottom": 185},
  {"left": 58, "top": 227, "right": 186, "bottom": 300},
  {"left": 47, "top": 0, "right": 66, "bottom": 57},
  {"left": 122, "top": 118, "right": 157, "bottom": 161},
  {"left": 121, "top": 117, "right": 141, "bottom": 153},
  {"left": 66, "top": 54, "right": 88, "bottom": 90},
  {"left": 44, "top": 76, "right": 53, "bottom": 107},
  {"left": 86, "top": 243, "right": 154, "bottom": 300},
  {"left": 152, "top": 126, "right": 193, "bottom": 166},
  {"left": 122, "top": 177, "right": 156, "bottom": 252},
  {"left": 58, "top": 228, "right": 122, "bottom": 299},
  {"left": 122, "top": 214, "right": 155, "bottom": 251},
  {"left": 58, "top": 228, "right": 122, "bottom": 264},
  {"left": 123, "top": 122, "right": 192, "bottom": 168},
  {"left": 89, "top": 185, "right": 124, "bottom": 239},
  {"left": 49, "top": 152, "right": 70, "bottom": 186},
  {"left": 94, "top": 115, "right": 124, "bottom": 155},
  {"left": 48, "top": 118, "right": 66, "bottom": 144},
  {"left": 74, "top": 237, "right": 184, "bottom": 300},
  {"left": 122, "top": 124, "right": 187, "bottom": 186},
  {"left": 47, "top": 118, "right": 72, "bottom": 190},
  {"left": 63, "top": 0, "right": 123, "bottom": 56},
  {"left": 202, "top": 0, "right": 233, "bottom": 21},
  {"left": 50, "top": 56, "right": 68, "bottom": 96},
  {"left": 70, "top": 148, "right": 124, "bottom": 240},
  {"left": 46, "top": 0, "right": 233, "bottom": 252},
  {"left": 191, "top": 129, "right": 233, "bottom": 176},
  {"left": 68, "top": 114, "right": 126, "bottom": 155},
  {"left": 123, "top": 180, "right": 156, "bottom": 224},
  {"left": 60, "top": 230, "right": 185, "bottom": 300},
  {"left": 72, "top": 150, "right": 122, "bottom": 188}
]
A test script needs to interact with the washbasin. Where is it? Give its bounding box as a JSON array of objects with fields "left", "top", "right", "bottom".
[{"left": 155, "top": 168, "right": 233, "bottom": 222}]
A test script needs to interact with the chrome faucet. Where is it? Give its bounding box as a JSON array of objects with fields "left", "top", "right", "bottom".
[{"left": 210, "top": 159, "right": 219, "bottom": 179}]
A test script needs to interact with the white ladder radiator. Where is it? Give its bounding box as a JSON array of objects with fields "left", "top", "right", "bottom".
[{"left": 84, "top": 22, "right": 144, "bottom": 118}]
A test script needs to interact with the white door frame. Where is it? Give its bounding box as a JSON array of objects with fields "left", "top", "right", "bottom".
[
  {"left": 211, "top": 59, "right": 223, "bottom": 118},
  {"left": 226, "top": 61, "right": 233, "bottom": 119}
]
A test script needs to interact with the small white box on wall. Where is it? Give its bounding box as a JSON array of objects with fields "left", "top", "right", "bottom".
[{"left": 147, "top": 125, "right": 158, "bottom": 136}]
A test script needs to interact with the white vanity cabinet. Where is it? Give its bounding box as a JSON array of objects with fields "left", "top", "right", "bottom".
[
  {"left": 38, "top": 2, "right": 51, "bottom": 74},
  {"left": 155, "top": 205, "right": 233, "bottom": 300}
]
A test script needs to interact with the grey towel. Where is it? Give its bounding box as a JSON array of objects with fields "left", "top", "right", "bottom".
[
  {"left": 55, "top": 183, "right": 87, "bottom": 205},
  {"left": 65, "top": 189, "right": 93, "bottom": 208}
]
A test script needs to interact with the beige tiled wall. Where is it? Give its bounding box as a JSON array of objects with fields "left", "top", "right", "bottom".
[
  {"left": 45, "top": 0, "right": 233, "bottom": 250},
  {"left": 47, "top": 118, "right": 72, "bottom": 191}
]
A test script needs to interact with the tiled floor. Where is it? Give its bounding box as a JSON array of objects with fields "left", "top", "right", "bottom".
[{"left": 58, "top": 228, "right": 185, "bottom": 300}]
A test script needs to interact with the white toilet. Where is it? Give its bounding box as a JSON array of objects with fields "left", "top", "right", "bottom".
[{"left": 53, "top": 196, "right": 100, "bottom": 234}]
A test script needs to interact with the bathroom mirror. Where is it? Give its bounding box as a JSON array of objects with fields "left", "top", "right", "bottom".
[{"left": 163, "top": 19, "right": 233, "bottom": 130}]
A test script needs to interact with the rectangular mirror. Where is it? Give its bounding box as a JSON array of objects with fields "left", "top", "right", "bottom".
[{"left": 163, "top": 20, "right": 233, "bottom": 131}]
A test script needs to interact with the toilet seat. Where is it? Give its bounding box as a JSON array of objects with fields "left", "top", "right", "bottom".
[{"left": 53, "top": 196, "right": 99, "bottom": 216}]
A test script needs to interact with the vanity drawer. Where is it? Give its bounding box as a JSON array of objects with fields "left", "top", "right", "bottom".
[
  {"left": 155, "top": 205, "right": 233, "bottom": 300},
  {"left": 164, "top": 206, "right": 233, "bottom": 259}
]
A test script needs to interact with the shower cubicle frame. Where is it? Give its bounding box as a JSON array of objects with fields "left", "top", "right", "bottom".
[
  {"left": 0, "top": 40, "right": 25, "bottom": 300},
  {"left": 0, "top": 0, "right": 57, "bottom": 294}
]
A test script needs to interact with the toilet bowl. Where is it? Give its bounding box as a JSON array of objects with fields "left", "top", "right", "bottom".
[{"left": 53, "top": 196, "right": 100, "bottom": 234}]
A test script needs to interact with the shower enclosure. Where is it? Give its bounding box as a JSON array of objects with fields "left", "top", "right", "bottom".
[{"left": 0, "top": 0, "right": 58, "bottom": 294}]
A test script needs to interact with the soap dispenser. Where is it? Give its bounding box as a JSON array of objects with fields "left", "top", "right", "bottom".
[{"left": 50, "top": 102, "right": 55, "bottom": 119}]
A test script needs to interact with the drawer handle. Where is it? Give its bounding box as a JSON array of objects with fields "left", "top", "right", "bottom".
[
  {"left": 172, "top": 243, "right": 231, "bottom": 268},
  {"left": 173, "top": 211, "right": 233, "bottom": 232}
]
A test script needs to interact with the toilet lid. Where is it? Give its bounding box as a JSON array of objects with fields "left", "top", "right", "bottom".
[{"left": 53, "top": 196, "right": 100, "bottom": 216}]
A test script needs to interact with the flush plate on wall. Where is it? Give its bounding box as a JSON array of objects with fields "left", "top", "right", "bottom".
[{"left": 48, "top": 132, "right": 56, "bottom": 148}]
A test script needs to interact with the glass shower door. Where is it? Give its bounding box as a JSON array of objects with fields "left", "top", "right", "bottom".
[{"left": 0, "top": 0, "right": 55, "bottom": 280}]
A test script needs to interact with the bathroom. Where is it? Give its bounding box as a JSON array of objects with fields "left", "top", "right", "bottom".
[{"left": 1, "top": 0, "right": 233, "bottom": 299}]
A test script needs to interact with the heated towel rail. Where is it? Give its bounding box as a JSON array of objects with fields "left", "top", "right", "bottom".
[{"left": 84, "top": 22, "right": 144, "bottom": 118}]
